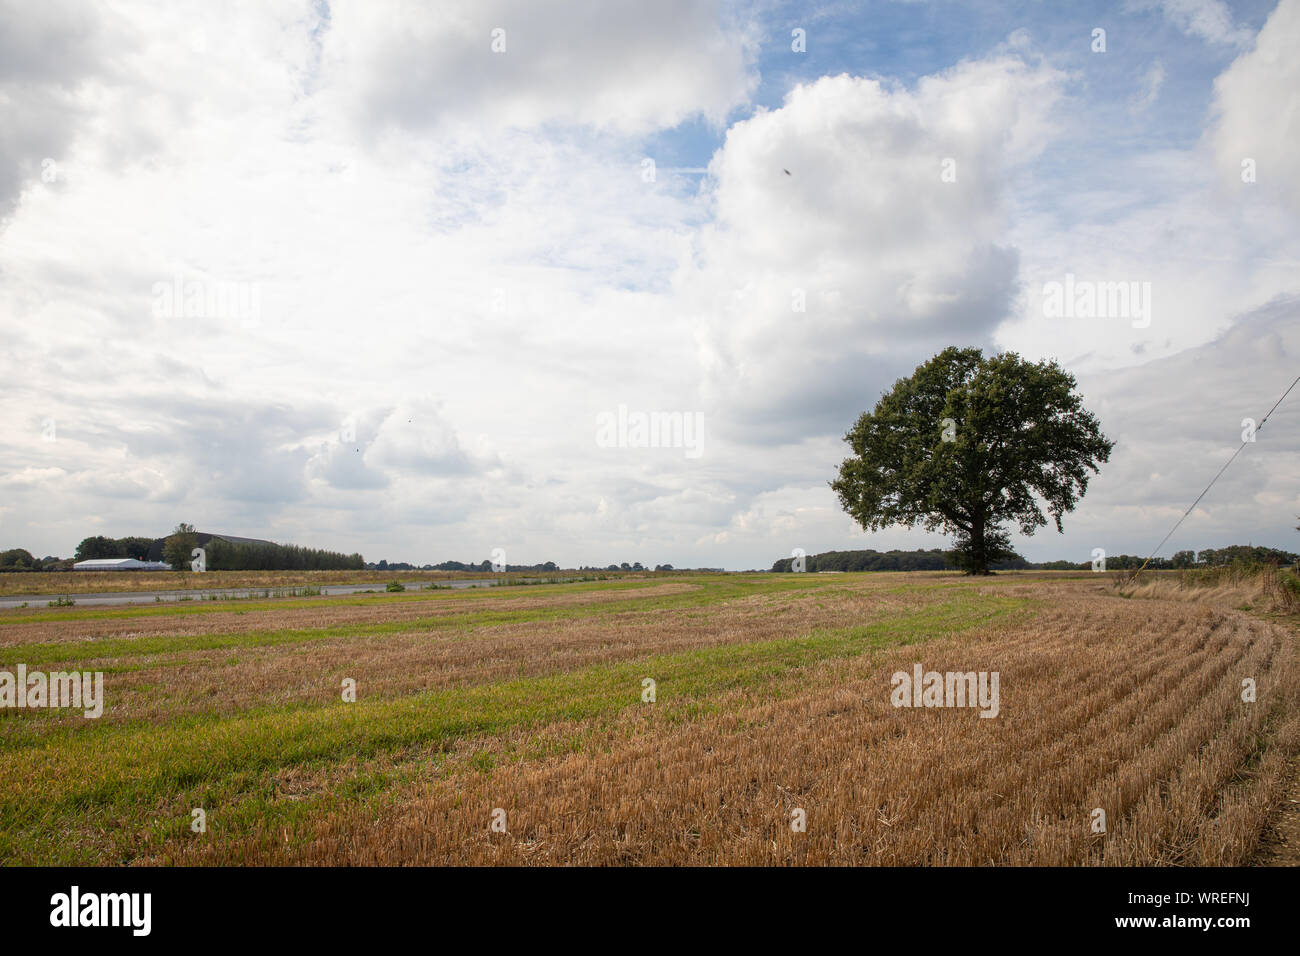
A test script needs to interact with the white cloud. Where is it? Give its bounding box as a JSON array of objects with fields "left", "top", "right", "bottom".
[
  {"left": 1130, "top": 61, "right": 1166, "bottom": 113},
  {"left": 996, "top": 2, "right": 1299, "bottom": 379},
  {"left": 319, "top": 0, "right": 760, "bottom": 136},
  {"left": 683, "top": 58, "right": 1066, "bottom": 443},
  {"left": 0, "top": 0, "right": 110, "bottom": 217},
  {"left": 1209, "top": 0, "right": 1300, "bottom": 213},
  {"left": 1129, "top": 0, "right": 1255, "bottom": 47}
]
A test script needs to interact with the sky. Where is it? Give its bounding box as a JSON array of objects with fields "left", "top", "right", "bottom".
[{"left": 0, "top": 0, "right": 1297, "bottom": 569}]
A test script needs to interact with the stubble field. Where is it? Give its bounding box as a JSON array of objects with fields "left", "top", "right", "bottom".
[{"left": 1, "top": 571, "right": 1296, "bottom": 866}]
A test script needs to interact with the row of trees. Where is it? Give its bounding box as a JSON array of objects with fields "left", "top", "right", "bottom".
[
  {"left": 366, "top": 560, "right": 682, "bottom": 573},
  {"left": 161, "top": 524, "right": 363, "bottom": 571},
  {"left": 1051, "top": 546, "right": 1298, "bottom": 571},
  {"left": 1193, "top": 545, "right": 1299, "bottom": 567},
  {"left": 74, "top": 535, "right": 155, "bottom": 561},
  {"left": 203, "top": 539, "right": 363, "bottom": 571},
  {"left": 772, "top": 548, "right": 954, "bottom": 572},
  {"left": 0, "top": 549, "right": 67, "bottom": 571},
  {"left": 368, "top": 559, "right": 564, "bottom": 572},
  {"left": 194, "top": 544, "right": 361, "bottom": 572},
  {"left": 771, "top": 545, "right": 1300, "bottom": 574}
]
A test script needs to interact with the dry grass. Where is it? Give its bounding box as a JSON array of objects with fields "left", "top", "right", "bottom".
[
  {"left": 0, "top": 580, "right": 691, "bottom": 649},
  {"left": 0, "top": 568, "right": 640, "bottom": 596},
  {"left": 150, "top": 591, "right": 1298, "bottom": 866},
  {"left": 5, "top": 584, "right": 921, "bottom": 724},
  {"left": 2, "top": 572, "right": 1296, "bottom": 866},
  {"left": 1114, "top": 563, "right": 1300, "bottom": 616}
]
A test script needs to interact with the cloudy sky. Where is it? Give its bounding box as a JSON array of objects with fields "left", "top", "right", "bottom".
[{"left": 1, "top": 0, "right": 1297, "bottom": 569}]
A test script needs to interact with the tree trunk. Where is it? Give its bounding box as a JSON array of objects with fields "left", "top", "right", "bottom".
[{"left": 968, "top": 517, "right": 993, "bottom": 575}]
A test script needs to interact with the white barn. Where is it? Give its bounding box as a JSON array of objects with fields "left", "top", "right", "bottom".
[{"left": 73, "top": 558, "right": 172, "bottom": 571}]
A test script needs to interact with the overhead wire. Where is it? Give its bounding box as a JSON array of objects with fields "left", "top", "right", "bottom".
[{"left": 1128, "top": 371, "right": 1300, "bottom": 577}]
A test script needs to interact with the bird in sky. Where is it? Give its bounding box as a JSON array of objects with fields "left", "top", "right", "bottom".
[{"left": 783, "top": 168, "right": 791, "bottom": 175}]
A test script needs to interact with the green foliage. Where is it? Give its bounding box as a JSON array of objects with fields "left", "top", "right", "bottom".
[
  {"left": 772, "top": 547, "right": 954, "bottom": 572},
  {"left": 1093, "top": 554, "right": 1168, "bottom": 570},
  {"left": 832, "top": 347, "right": 1113, "bottom": 575},
  {"left": 1277, "top": 568, "right": 1300, "bottom": 593},
  {"left": 0, "top": 550, "right": 70, "bottom": 571},
  {"left": 74, "top": 536, "right": 117, "bottom": 561},
  {"left": 162, "top": 523, "right": 199, "bottom": 571},
  {"left": 116, "top": 536, "right": 154, "bottom": 561},
  {"left": 1196, "top": 544, "right": 1298, "bottom": 567},
  {"left": 0, "top": 548, "right": 36, "bottom": 570},
  {"left": 965, "top": 545, "right": 1292, "bottom": 573},
  {"left": 415, "top": 559, "right": 560, "bottom": 572},
  {"left": 75, "top": 535, "right": 153, "bottom": 561},
  {"left": 202, "top": 537, "right": 364, "bottom": 571}
]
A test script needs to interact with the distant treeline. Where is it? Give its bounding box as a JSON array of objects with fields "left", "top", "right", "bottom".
[
  {"left": 368, "top": 559, "right": 563, "bottom": 572},
  {"left": 75, "top": 536, "right": 155, "bottom": 561},
  {"left": 71, "top": 531, "right": 363, "bottom": 572},
  {"left": 0, "top": 549, "right": 68, "bottom": 571},
  {"left": 1095, "top": 545, "right": 1300, "bottom": 570},
  {"left": 203, "top": 538, "right": 364, "bottom": 571},
  {"left": 366, "top": 560, "right": 690, "bottom": 572},
  {"left": 772, "top": 549, "right": 964, "bottom": 572},
  {"left": 8, "top": 540, "right": 1296, "bottom": 575},
  {"left": 770, "top": 545, "right": 1300, "bottom": 573},
  {"left": 1188, "top": 544, "right": 1300, "bottom": 565}
]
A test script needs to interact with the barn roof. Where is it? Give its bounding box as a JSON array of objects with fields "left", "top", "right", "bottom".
[
  {"left": 145, "top": 532, "right": 277, "bottom": 562},
  {"left": 73, "top": 558, "right": 171, "bottom": 570}
]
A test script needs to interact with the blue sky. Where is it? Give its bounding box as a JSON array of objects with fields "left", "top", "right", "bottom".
[
  {"left": 0, "top": 0, "right": 1297, "bottom": 568},
  {"left": 652, "top": 0, "right": 1275, "bottom": 163}
]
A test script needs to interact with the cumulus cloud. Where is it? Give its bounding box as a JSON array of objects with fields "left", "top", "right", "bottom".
[
  {"left": 366, "top": 399, "right": 487, "bottom": 476},
  {"left": 1208, "top": 0, "right": 1300, "bottom": 213},
  {"left": 684, "top": 58, "right": 1065, "bottom": 444},
  {"left": 996, "top": 3, "right": 1298, "bottom": 378},
  {"left": 0, "top": 0, "right": 108, "bottom": 218},
  {"left": 319, "top": 0, "right": 759, "bottom": 136}
]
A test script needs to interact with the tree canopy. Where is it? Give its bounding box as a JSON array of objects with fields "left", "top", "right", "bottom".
[
  {"left": 74, "top": 535, "right": 153, "bottom": 561},
  {"left": 162, "top": 523, "right": 199, "bottom": 571},
  {"left": 831, "top": 347, "right": 1114, "bottom": 574},
  {"left": 203, "top": 537, "right": 363, "bottom": 571}
]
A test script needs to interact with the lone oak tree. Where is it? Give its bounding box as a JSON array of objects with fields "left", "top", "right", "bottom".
[
  {"left": 162, "top": 522, "right": 198, "bottom": 572},
  {"left": 831, "top": 347, "right": 1113, "bottom": 574}
]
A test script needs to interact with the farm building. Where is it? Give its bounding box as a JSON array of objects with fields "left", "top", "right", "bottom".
[
  {"left": 73, "top": 558, "right": 173, "bottom": 571},
  {"left": 145, "top": 532, "right": 276, "bottom": 563}
]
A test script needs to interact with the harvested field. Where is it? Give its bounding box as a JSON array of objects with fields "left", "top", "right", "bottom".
[
  {"left": 0, "top": 572, "right": 1296, "bottom": 866},
  {"left": 0, "top": 568, "right": 624, "bottom": 597}
]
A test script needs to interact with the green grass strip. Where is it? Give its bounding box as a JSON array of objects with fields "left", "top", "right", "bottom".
[{"left": 0, "top": 592, "right": 1026, "bottom": 864}]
